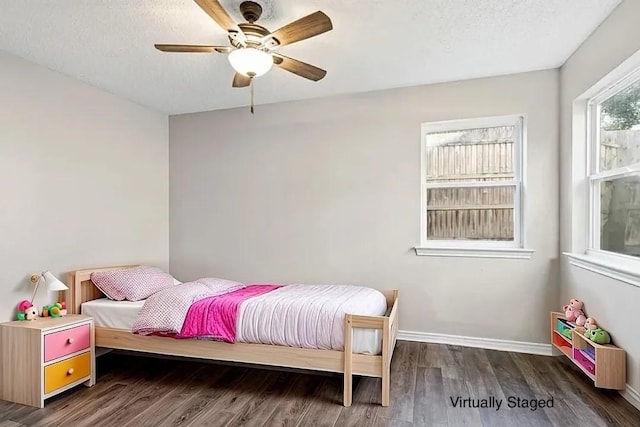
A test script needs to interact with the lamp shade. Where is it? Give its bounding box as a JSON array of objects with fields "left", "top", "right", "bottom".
[
  {"left": 43, "top": 271, "right": 68, "bottom": 292},
  {"left": 228, "top": 48, "right": 273, "bottom": 77}
]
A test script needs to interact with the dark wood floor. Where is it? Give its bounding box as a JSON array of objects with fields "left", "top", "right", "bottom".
[{"left": 1, "top": 341, "right": 638, "bottom": 426}]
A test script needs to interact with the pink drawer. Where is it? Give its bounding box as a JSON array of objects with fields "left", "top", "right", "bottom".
[
  {"left": 44, "top": 324, "right": 90, "bottom": 362},
  {"left": 573, "top": 348, "right": 596, "bottom": 377}
]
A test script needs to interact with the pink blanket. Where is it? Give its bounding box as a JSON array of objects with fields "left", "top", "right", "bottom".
[
  {"left": 177, "top": 284, "right": 280, "bottom": 342},
  {"left": 132, "top": 277, "right": 245, "bottom": 336}
]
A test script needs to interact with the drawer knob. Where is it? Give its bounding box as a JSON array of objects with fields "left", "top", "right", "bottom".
[
  {"left": 67, "top": 368, "right": 74, "bottom": 376},
  {"left": 67, "top": 338, "right": 74, "bottom": 344}
]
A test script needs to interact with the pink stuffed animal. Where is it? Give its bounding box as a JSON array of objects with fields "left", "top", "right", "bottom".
[
  {"left": 16, "top": 299, "right": 38, "bottom": 321},
  {"left": 563, "top": 299, "right": 586, "bottom": 325},
  {"left": 584, "top": 317, "right": 598, "bottom": 330}
]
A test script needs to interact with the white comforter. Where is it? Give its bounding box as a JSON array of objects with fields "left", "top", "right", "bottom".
[{"left": 236, "top": 284, "right": 387, "bottom": 351}]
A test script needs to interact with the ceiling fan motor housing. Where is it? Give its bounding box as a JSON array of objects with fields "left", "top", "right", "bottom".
[
  {"left": 235, "top": 23, "right": 270, "bottom": 47},
  {"left": 239, "top": 1, "right": 263, "bottom": 23}
]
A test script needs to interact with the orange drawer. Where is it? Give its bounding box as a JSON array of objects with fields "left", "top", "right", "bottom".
[
  {"left": 44, "top": 324, "right": 90, "bottom": 362},
  {"left": 44, "top": 352, "right": 91, "bottom": 394}
]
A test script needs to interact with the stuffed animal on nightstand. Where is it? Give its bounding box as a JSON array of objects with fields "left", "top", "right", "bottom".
[
  {"left": 42, "top": 303, "right": 63, "bottom": 318},
  {"left": 24, "top": 306, "right": 39, "bottom": 320},
  {"left": 563, "top": 298, "right": 587, "bottom": 326},
  {"left": 16, "top": 300, "right": 39, "bottom": 321}
]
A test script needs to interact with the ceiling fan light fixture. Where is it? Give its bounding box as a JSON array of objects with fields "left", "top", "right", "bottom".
[{"left": 228, "top": 48, "right": 273, "bottom": 77}]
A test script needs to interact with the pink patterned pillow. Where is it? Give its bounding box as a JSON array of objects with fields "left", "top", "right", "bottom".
[{"left": 90, "top": 266, "right": 175, "bottom": 301}]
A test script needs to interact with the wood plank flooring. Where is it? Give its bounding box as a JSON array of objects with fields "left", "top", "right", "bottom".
[{"left": 1, "top": 342, "right": 638, "bottom": 426}]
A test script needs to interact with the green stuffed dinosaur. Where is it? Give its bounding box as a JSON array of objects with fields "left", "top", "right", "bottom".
[{"left": 585, "top": 328, "right": 611, "bottom": 344}]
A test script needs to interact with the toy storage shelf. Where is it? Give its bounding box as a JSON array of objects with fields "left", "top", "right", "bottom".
[{"left": 550, "top": 312, "right": 626, "bottom": 390}]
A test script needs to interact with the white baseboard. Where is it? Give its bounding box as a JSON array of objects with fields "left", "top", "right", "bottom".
[
  {"left": 620, "top": 384, "right": 640, "bottom": 411},
  {"left": 397, "top": 330, "right": 553, "bottom": 356}
]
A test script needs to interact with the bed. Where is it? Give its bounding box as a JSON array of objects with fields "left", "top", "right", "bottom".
[{"left": 63, "top": 265, "right": 399, "bottom": 406}]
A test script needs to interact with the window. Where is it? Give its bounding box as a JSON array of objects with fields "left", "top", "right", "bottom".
[
  {"left": 587, "top": 70, "right": 640, "bottom": 261},
  {"left": 565, "top": 53, "right": 640, "bottom": 287},
  {"left": 415, "top": 115, "right": 532, "bottom": 258}
]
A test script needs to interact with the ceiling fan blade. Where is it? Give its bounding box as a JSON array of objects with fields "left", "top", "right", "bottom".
[
  {"left": 268, "top": 11, "right": 332, "bottom": 47},
  {"left": 194, "top": 0, "right": 246, "bottom": 43},
  {"left": 232, "top": 73, "right": 252, "bottom": 88},
  {"left": 272, "top": 54, "right": 327, "bottom": 81},
  {"left": 154, "top": 44, "right": 232, "bottom": 53}
]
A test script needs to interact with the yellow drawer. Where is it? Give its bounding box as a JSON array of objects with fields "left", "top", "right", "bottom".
[{"left": 44, "top": 352, "right": 91, "bottom": 394}]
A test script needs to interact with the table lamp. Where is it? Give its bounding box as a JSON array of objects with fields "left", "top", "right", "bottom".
[
  {"left": 29, "top": 271, "right": 69, "bottom": 302},
  {"left": 16, "top": 271, "right": 69, "bottom": 320}
]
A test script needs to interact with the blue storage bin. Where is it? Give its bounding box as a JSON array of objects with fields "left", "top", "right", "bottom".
[{"left": 556, "top": 318, "right": 574, "bottom": 340}]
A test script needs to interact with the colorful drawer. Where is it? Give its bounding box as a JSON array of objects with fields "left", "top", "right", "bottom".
[
  {"left": 44, "top": 352, "right": 92, "bottom": 393},
  {"left": 556, "top": 318, "right": 574, "bottom": 340},
  {"left": 44, "top": 324, "right": 91, "bottom": 362},
  {"left": 573, "top": 348, "right": 596, "bottom": 377}
]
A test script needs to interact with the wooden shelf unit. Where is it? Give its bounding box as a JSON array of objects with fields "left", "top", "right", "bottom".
[{"left": 550, "top": 312, "right": 626, "bottom": 390}]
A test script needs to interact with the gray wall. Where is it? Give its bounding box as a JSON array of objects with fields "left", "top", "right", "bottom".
[
  {"left": 0, "top": 52, "right": 169, "bottom": 321},
  {"left": 560, "top": 0, "right": 640, "bottom": 393},
  {"left": 170, "top": 69, "right": 559, "bottom": 344}
]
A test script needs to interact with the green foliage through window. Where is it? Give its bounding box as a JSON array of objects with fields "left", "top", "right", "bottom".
[{"left": 601, "top": 81, "right": 640, "bottom": 131}]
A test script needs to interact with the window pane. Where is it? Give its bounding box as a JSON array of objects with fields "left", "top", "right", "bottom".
[
  {"left": 426, "top": 126, "right": 515, "bottom": 183},
  {"left": 426, "top": 186, "right": 514, "bottom": 241},
  {"left": 599, "top": 79, "right": 640, "bottom": 172},
  {"left": 600, "top": 175, "right": 640, "bottom": 257}
]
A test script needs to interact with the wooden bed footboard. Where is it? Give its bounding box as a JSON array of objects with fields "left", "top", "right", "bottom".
[
  {"left": 64, "top": 266, "right": 399, "bottom": 406},
  {"left": 344, "top": 289, "right": 398, "bottom": 406}
]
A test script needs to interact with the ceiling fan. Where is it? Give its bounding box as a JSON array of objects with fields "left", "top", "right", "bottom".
[{"left": 155, "top": 0, "right": 333, "bottom": 89}]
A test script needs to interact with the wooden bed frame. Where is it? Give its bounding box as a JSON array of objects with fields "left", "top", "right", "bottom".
[{"left": 63, "top": 266, "right": 399, "bottom": 406}]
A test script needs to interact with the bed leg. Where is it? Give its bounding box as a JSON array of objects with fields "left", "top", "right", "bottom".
[
  {"left": 381, "top": 317, "right": 390, "bottom": 407},
  {"left": 381, "top": 366, "right": 390, "bottom": 407},
  {"left": 343, "top": 314, "right": 353, "bottom": 407}
]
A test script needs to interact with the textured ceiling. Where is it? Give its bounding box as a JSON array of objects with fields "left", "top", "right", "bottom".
[{"left": 0, "top": 0, "right": 621, "bottom": 114}]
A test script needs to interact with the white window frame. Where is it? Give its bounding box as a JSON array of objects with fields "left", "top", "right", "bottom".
[
  {"left": 414, "top": 114, "right": 533, "bottom": 259},
  {"left": 565, "top": 51, "right": 640, "bottom": 288}
]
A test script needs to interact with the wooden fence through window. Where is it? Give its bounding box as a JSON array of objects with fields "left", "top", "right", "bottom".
[{"left": 426, "top": 138, "right": 514, "bottom": 241}]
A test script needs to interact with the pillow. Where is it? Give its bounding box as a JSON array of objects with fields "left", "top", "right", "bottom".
[{"left": 90, "top": 266, "right": 175, "bottom": 301}]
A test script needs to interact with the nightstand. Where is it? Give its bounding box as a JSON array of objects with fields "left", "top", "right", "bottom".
[{"left": 0, "top": 314, "right": 95, "bottom": 408}]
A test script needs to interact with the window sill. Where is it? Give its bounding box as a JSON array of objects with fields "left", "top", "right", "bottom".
[
  {"left": 564, "top": 252, "right": 640, "bottom": 288},
  {"left": 414, "top": 246, "right": 535, "bottom": 259}
]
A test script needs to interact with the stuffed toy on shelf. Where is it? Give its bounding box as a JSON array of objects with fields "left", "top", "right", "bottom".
[
  {"left": 584, "top": 317, "right": 598, "bottom": 330},
  {"left": 563, "top": 298, "right": 587, "bottom": 326},
  {"left": 585, "top": 328, "right": 611, "bottom": 345}
]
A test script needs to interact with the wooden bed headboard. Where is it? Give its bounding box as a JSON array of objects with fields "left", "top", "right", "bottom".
[{"left": 64, "top": 265, "right": 139, "bottom": 314}]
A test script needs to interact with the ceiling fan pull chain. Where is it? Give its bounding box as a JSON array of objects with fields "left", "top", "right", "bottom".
[{"left": 250, "top": 78, "right": 255, "bottom": 114}]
